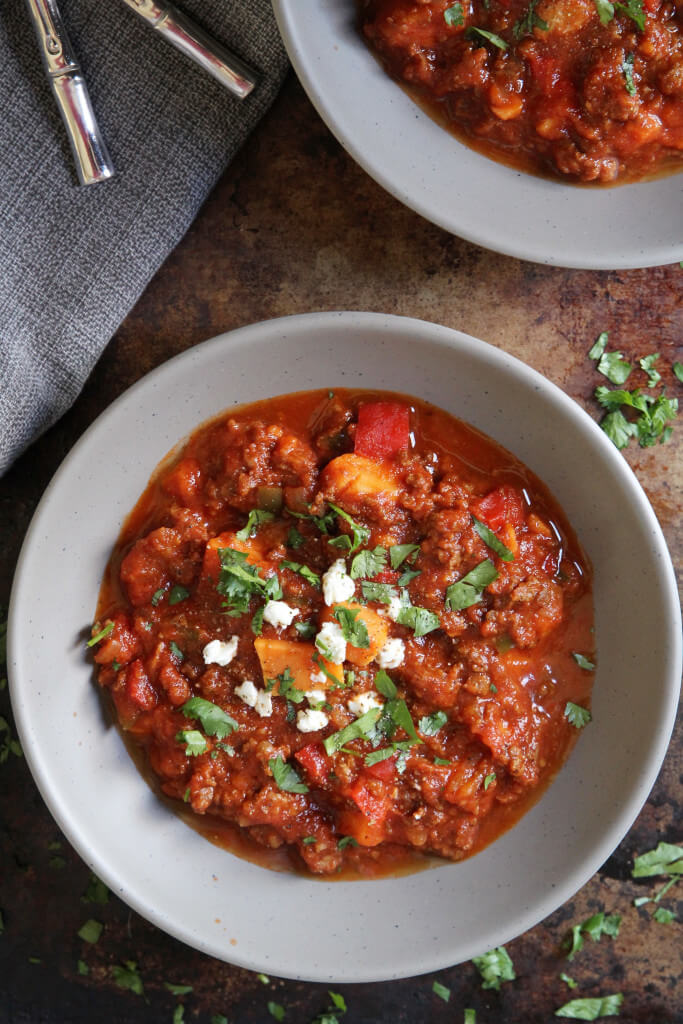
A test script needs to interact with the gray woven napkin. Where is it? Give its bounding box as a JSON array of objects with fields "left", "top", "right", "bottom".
[{"left": 0, "top": 0, "right": 288, "bottom": 475}]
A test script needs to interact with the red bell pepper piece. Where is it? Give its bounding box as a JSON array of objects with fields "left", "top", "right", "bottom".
[
  {"left": 354, "top": 402, "right": 410, "bottom": 460},
  {"left": 347, "top": 774, "right": 392, "bottom": 823},
  {"left": 364, "top": 756, "right": 397, "bottom": 781},
  {"left": 295, "top": 742, "right": 330, "bottom": 787},
  {"left": 473, "top": 485, "right": 525, "bottom": 533}
]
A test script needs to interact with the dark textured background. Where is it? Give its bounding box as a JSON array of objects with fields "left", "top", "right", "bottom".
[{"left": 1, "top": 74, "right": 681, "bottom": 1024}]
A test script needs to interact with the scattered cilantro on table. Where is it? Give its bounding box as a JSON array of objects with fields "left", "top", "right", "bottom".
[
  {"left": 564, "top": 912, "right": 621, "bottom": 960},
  {"left": 432, "top": 979, "right": 451, "bottom": 1001},
  {"left": 555, "top": 993, "right": 624, "bottom": 1018},
  {"left": 112, "top": 960, "right": 144, "bottom": 996},
  {"left": 471, "top": 945, "right": 516, "bottom": 990}
]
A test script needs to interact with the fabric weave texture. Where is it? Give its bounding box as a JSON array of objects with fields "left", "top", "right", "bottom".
[{"left": 0, "top": 0, "right": 288, "bottom": 474}]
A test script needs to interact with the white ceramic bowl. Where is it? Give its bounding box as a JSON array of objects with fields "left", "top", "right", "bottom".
[
  {"left": 8, "top": 312, "right": 681, "bottom": 982},
  {"left": 273, "top": 1, "right": 683, "bottom": 270}
]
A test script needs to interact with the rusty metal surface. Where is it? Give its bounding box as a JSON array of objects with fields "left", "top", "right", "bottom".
[{"left": 0, "top": 73, "right": 681, "bottom": 1024}]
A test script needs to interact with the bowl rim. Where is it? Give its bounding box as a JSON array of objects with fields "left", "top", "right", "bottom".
[
  {"left": 8, "top": 311, "right": 682, "bottom": 981},
  {"left": 272, "top": 0, "right": 683, "bottom": 270}
]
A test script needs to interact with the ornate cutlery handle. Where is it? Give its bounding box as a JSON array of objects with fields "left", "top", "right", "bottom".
[
  {"left": 25, "top": 0, "right": 115, "bottom": 186},
  {"left": 121, "top": 0, "right": 258, "bottom": 100}
]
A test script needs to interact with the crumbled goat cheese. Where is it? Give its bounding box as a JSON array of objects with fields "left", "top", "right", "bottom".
[
  {"left": 234, "top": 679, "right": 258, "bottom": 707},
  {"left": 203, "top": 636, "right": 239, "bottom": 667},
  {"left": 347, "top": 691, "right": 384, "bottom": 717},
  {"left": 309, "top": 669, "right": 328, "bottom": 686},
  {"left": 254, "top": 690, "right": 273, "bottom": 718},
  {"left": 296, "top": 708, "right": 330, "bottom": 733},
  {"left": 376, "top": 637, "right": 405, "bottom": 669},
  {"left": 387, "top": 595, "right": 405, "bottom": 622},
  {"left": 263, "top": 599, "right": 299, "bottom": 629},
  {"left": 315, "top": 620, "right": 347, "bottom": 665},
  {"left": 306, "top": 688, "right": 326, "bottom": 706},
  {"left": 322, "top": 558, "right": 355, "bottom": 606}
]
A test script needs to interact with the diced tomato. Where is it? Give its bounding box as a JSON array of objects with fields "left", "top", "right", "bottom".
[
  {"left": 354, "top": 402, "right": 410, "bottom": 460},
  {"left": 364, "top": 756, "right": 397, "bottom": 781},
  {"left": 295, "top": 743, "right": 331, "bottom": 787},
  {"left": 473, "top": 485, "right": 525, "bottom": 533}
]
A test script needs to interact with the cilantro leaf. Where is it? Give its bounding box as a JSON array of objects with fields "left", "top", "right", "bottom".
[
  {"left": 333, "top": 606, "right": 370, "bottom": 648},
  {"left": 287, "top": 526, "right": 305, "bottom": 549},
  {"left": 280, "top": 560, "right": 321, "bottom": 588},
  {"left": 271, "top": 667, "right": 306, "bottom": 704},
  {"left": 465, "top": 26, "right": 508, "bottom": 49},
  {"left": 383, "top": 698, "right": 421, "bottom": 743},
  {"left": 444, "top": 2, "right": 464, "bottom": 26},
  {"left": 600, "top": 410, "right": 637, "bottom": 450},
  {"left": 621, "top": 53, "right": 636, "bottom": 95},
  {"left": 268, "top": 1002, "right": 286, "bottom": 1022},
  {"left": 82, "top": 873, "right": 109, "bottom": 905},
  {"left": 165, "top": 983, "right": 194, "bottom": 995},
  {"left": 337, "top": 836, "right": 358, "bottom": 849},
  {"left": 327, "top": 503, "right": 370, "bottom": 553},
  {"left": 484, "top": 772, "right": 496, "bottom": 790},
  {"left": 361, "top": 581, "right": 398, "bottom": 605},
  {"left": 389, "top": 544, "right": 420, "bottom": 569},
  {"left": 572, "top": 652, "right": 595, "bottom": 671},
  {"left": 112, "top": 960, "right": 144, "bottom": 996},
  {"left": 77, "top": 919, "right": 103, "bottom": 944},
  {"left": 513, "top": 0, "right": 549, "bottom": 38},
  {"left": 445, "top": 559, "right": 499, "bottom": 611},
  {"left": 181, "top": 697, "right": 238, "bottom": 739},
  {"left": 375, "top": 669, "right": 397, "bottom": 698},
  {"left": 86, "top": 621, "right": 114, "bottom": 648},
  {"left": 555, "top": 994, "right": 624, "bottom": 1019},
  {"left": 632, "top": 842, "right": 683, "bottom": 877},
  {"left": 673, "top": 361, "right": 683, "bottom": 384},
  {"left": 565, "top": 702, "right": 592, "bottom": 729},
  {"left": 418, "top": 710, "right": 448, "bottom": 736},
  {"left": 432, "top": 980, "right": 451, "bottom": 1002},
  {"left": 151, "top": 588, "right": 165, "bottom": 606},
  {"left": 472, "top": 946, "right": 516, "bottom": 990},
  {"left": 251, "top": 605, "right": 265, "bottom": 636},
  {"left": 565, "top": 913, "right": 621, "bottom": 960},
  {"left": 350, "top": 546, "right": 387, "bottom": 580},
  {"left": 217, "top": 547, "right": 281, "bottom": 612},
  {"left": 269, "top": 755, "right": 309, "bottom": 794},
  {"left": 561, "top": 974, "right": 578, "bottom": 990},
  {"left": 589, "top": 332, "right": 609, "bottom": 359},
  {"left": 0, "top": 716, "right": 23, "bottom": 762},
  {"left": 593, "top": 0, "right": 615, "bottom": 22},
  {"left": 324, "top": 707, "right": 382, "bottom": 755},
  {"left": 173, "top": 1008, "right": 185, "bottom": 1024},
  {"left": 295, "top": 620, "right": 316, "bottom": 639},
  {"left": 364, "top": 740, "right": 413, "bottom": 766},
  {"left": 168, "top": 585, "right": 190, "bottom": 605},
  {"left": 396, "top": 604, "right": 440, "bottom": 637},
  {"left": 464, "top": 1012, "right": 477, "bottom": 1024},
  {"left": 597, "top": 351, "right": 633, "bottom": 386},
  {"left": 471, "top": 515, "right": 514, "bottom": 561},
  {"left": 398, "top": 567, "right": 422, "bottom": 586},
  {"left": 176, "top": 729, "right": 208, "bottom": 757},
  {"left": 614, "top": 0, "right": 645, "bottom": 29},
  {"left": 653, "top": 907, "right": 676, "bottom": 924},
  {"left": 236, "top": 509, "right": 275, "bottom": 542}
]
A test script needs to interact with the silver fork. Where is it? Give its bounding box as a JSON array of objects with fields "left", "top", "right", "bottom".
[{"left": 25, "top": 0, "right": 115, "bottom": 186}]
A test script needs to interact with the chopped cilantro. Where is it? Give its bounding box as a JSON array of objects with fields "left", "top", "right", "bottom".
[
  {"left": 151, "top": 588, "right": 165, "bottom": 606},
  {"left": 398, "top": 567, "right": 422, "bottom": 586},
  {"left": 632, "top": 841, "right": 683, "bottom": 877},
  {"left": 236, "top": 509, "right": 275, "bottom": 541},
  {"left": 434, "top": 757, "right": 451, "bottom": 766},
  {"left": 280, "top": 560, "right": 321, "bottom": 588},
  {"left": 600, "top": 410, "right": 637, "bottom": 450},
  {"left": 0, "top": 716, "right": 22, "bottom": 762},
  {"left": 484, "top": 773, "right": 496, "bottom": 790},
  {"left": 513, "top": 0, "right": 549, "bottom": 38},
  {"left": 112, "top": 960, "right": 144, "bottom": 996},
  {"left": 287, "top": 526, "right": 305, "bottom": 550},
  {"left": 168, "top": 640, "right": 184, "bottom": 662},
  {"left": 396, "top": 603, "right": 440, "bottom": 637},
  {"left": 465, "top": 26, "right": 507, "bottom": 48},
  {"left": 168, "top": 585, "right": 190, "bottom": 605},
  {"left": 272, "top": 667, "right": 306, "bottom": 704},
  {"left": 444, "top": 2, "right": 464, "bottom": 26},
  {"left": 561, "top": 974, "right": 578, "bottom": 989},
  {"left": 165, "top": 983, "right": 193, "bottom": 995},
  {"left": 181, "top": 697, "right": 238, "bottom": 739},
  {"left": 588, "top": 332, "right": 609, "bottom": 359},
  {"left": 333, "top": 605, "right": 370, "bottom": 648},
  {"left": 653, "top": 907, "right": 676, "bottom": 923},
  {"left": 211, "top": 1017, "right": 229, "bottom": 1024},
  {"left": 77, "top": 919, "right": 103, "bottom": 944},
  {"left": 77, "top": 960, "right": 89, "bottom": 975},
  {"left": 295, "top": 620, "right": 316, "bottom": 639},
  {"left": 572, "top": 652, "right": 595, "bottom": 671},
  {"left": 597, "top": 350, "right": 633, "bottom": 386},
  {"left": 565, "top": 702, "right": 592, "bottom": 729},
  {"left": 364, "top": 740, "right": 413, "bottom": 766},
  {"left": 82, "top": 873, "right": 109, "bottom": 904},
  {"left": 472, "top": 945, "right": 516, "bottom": 990},
  {"left": 268, "top": 1003, "right": 285, "bottom": 1022},
  {"left": 418, "top": 710, "right": 448, "bottom": 736},
  {"left": 555, "top": 994, "right": 624, "bottom": 1019},
  {"left": 472, "top": 515, "right": 514, "bottom": 561},
  {"left": 302, "top": 836, "right": 317, "bottom": 845},
  {"left": 375, "top": 669, "right": 397, "bottom": 699},
  {"left": 565, "top": 912, "right": 621, "bottom": 960},
  {"left": 217, "top": 547, "right": 282, "bottom": 613},
  {"left": 361, "top": 581, "right": 398, "bottom": 605},
  {"left": 326, "top": 503, "right": 370, "bottom": 553},
  {"left": 324, "top": 707, "right": 382, "bottom": 755},
  {"left": 86, "top": 621, "right": 114, "bottom": 647},
  {"left": 673, "top": 361, "right": 683, "bottom": 384},
  {"left": 337, "top": 836, "right": 358, "bottom": 849},
  {"left": 350, "top": 546, "right": 387, "bottom": 580},
  {"left": 593, "top": 0, "right": 615, "bottom": 23},
  {"left": 251, "top": 605, "right": 265, "bottom": 636},
  {"left": 445, "top": 559, "right": 498, "bottom": 611},
  {"left": 615, "top": 0, "right": 645, "bottom": 29},
  {"left": 432, "top": 980, "right": 451, "bottom": 1002},
  {"left": 389, "top": 544, "right": 420, "bottom": 569},
  {"left": 173, "top": 1007, "right": 185, "bottom": 1024},
  {"left": 269, "top": 755, "right": 308, "bottom": 794},
  {"left": 464, "top": 1012, "right": 477, "bottom": 1024},
  {"left": 621, "top": 54, "right": 636, "bottom": 95},
  {"left": 176, "top": 729, "right": 208, "bottom": 757}
]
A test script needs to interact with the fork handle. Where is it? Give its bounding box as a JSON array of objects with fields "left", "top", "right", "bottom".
[
  {"left": 25, "top": 0, "right": 115, "bottom": 185},
  {"left": 121, "top": 0, "right": 258, "bottom": 100}
]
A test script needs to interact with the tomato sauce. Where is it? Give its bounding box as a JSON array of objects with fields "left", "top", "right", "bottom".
[
  {"left": 359, "top": 0, "right": 683, "bottom": 183},
  {"left": 91, "top": 389, "right": 595, "bottom": 877}
]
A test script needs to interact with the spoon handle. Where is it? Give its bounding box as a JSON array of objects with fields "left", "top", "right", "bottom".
[
  {"left": 120, "top": 0, "right": 258, "bottom": 100},
  {"left": 25, "top": 0, "right": 115, "bottom": 186}
]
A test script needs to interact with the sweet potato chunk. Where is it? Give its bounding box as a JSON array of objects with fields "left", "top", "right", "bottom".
[
  {"left": 320, "top": 600, "right": 389, "bottom": 667},
  {"left": 254, "top": 637, "right": 343, "bottom": 690},
  {"left": 319, "top": 453, "right": 399, "bottom": 503}
]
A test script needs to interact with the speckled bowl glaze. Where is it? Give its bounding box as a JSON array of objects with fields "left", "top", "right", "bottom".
[
  {"left": 9, "top": 313, "right": 681, "bottom": 982},
  {"left": 273, "top": 1, "right": 683, "bottom": 270}
]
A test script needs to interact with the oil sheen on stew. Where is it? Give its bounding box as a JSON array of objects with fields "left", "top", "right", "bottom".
[
  {"left": 91, "top": 389, "right": 595, "bottom": 878},
  {"left": 359, "top": 0, "right": 683, "bottom": 183}
]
